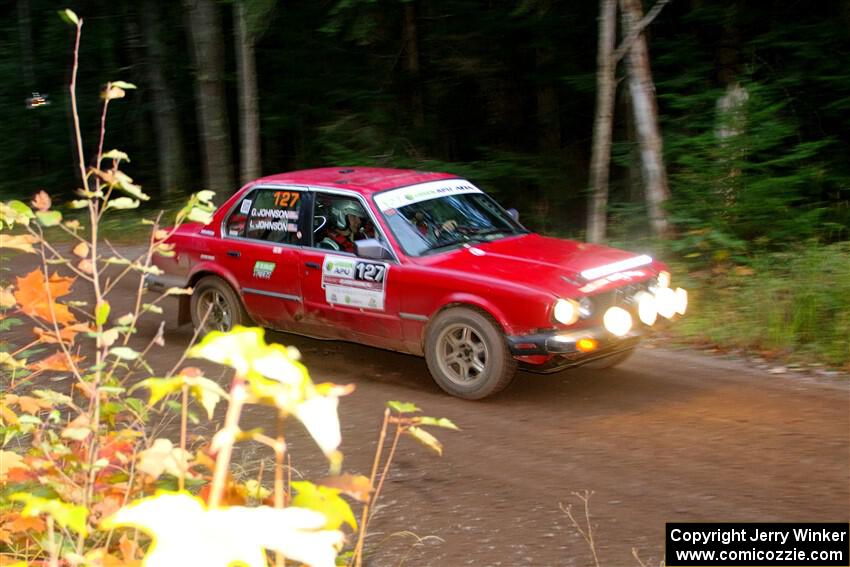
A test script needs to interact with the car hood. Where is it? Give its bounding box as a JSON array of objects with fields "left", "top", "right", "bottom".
[{"left": 418, "top": 233, "right": 659, "bottom": 296}]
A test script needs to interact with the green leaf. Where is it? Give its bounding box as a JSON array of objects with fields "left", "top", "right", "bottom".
[
  {"left": 96, "top": 301, "right": 111, "bottom": 327},
  {"left": 109, "top": 347, "right": 140, "bottom": 361},
  {"left": 291, "top": 481, "right": 357, "bottom": 530},
  {"left": 8, "top": 200, "right": 35, "bottom": 219},
  {"left": 187, "top": 208, "right": 214, "bottom": 224},
  {"left": 110, "top": 81, "right": 137, "bottom": 90},
  {"left": 405, "top": 426, "right": 443, "bottom": 456},
  {"left": 58, "top": 9, "right": 79, "bottom": 25},
  {"left": 33, "top": 389, "right": 72, "bottom": 407},
  {"left": 101, "top": 149, "right": 130, "bottom": 163},
  {"left": 142, "top": 303, "right": 163, "bottom": 314},
  {"left": 106, "top": 197, "right": 140, "bottom": 210},
  {"left": 69, "top": 200, "right": 89, "bottom": 209},
  {"left": 113, "top": 171, "right": 150, "bottom": 201},
  {"left": 387, "top": 401, "right": 421, "bottom": 414},
  {"left": 35, "top": 210, "right": 62, "bottom": 227},
  {"left": 116, "top": 313, "right": 135, "bottom": 326},
  {"left": 10, "top": 493, "right": 89, "bottom": 536},
  {"left": 415, "top": 416, "right": 460, "bottom": 430}
]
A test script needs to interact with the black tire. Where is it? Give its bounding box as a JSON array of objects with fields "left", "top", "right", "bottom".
[
  {"left": 190, "top": 275, "right": 251, "bottom": 335},
  {"left": 424, "top": 307, "right": 517, "bottom": 400},
  {"left": 582, "top": 347, "right": 635, "bottom": 369}
]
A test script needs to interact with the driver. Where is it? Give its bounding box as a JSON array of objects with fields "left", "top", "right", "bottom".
[
  {"left": 412, "top": 210, "right": 458, "bottom": 240},
  {"left": 320, "top": 200, "right": 374, "bottom": 252}
]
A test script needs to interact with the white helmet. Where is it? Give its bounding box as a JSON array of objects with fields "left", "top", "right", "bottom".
[{"left": 331, "top": 200, "right": 364, "bottom": 229}]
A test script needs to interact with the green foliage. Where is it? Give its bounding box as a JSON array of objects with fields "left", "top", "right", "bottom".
[{"left": 673, "top": 243, "right": 850, "bottom": 367}]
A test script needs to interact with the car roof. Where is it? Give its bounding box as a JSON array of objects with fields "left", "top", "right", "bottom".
[{"left": 253, "top": 167, "right": 460, "bottom": 195}]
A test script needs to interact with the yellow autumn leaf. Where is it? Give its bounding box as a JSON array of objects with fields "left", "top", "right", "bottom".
[
  {"left": 137, "top": 439, "right": 192, "bottom": 480},
  {"left": 72, "top": 241, "right": 89, "bottom": 258},
  {"left": 102, "top": 492, "right": 343, "bottom": 567},
  {"left": 0, "top": 234, "right": 38, "bottom": 254},
  {"left": 0, "top": 450, "right": 29, "bottom": 482}
]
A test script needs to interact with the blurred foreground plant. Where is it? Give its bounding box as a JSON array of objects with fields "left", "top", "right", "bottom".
[{"left": 0, "top": 9, "right": 456, "bottom": 566}]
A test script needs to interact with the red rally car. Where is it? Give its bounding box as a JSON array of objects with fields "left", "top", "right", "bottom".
[{"left": 148, "top": 167, "right": 687, "bottom": 399}]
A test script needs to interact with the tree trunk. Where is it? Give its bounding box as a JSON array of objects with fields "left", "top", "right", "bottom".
[
  {"left": 587, "top": 0, "right": 617, "bottom": 243},
  {"left": 403, "top": 1, "right": 425, "bottom": 129},
  {"left": 235, "top": 1, "right": 261, "bottom": 185},
  {"left": 141, "top": 1, "right": 186, "bottom": 195},
  {"left": 620, "top": 0, "right": 670, "bottom": 236},
  {"left": 184, "top": 0, "right": 236, "bottom": 195}
]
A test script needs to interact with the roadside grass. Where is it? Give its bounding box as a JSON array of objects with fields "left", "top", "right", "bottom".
[{"left": 669, "top": 242, "right": 850, "bottom": 370}]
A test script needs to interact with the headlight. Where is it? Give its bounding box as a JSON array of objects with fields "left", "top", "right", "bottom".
[
  {"left": 655, "top": 287, "right": 677, "bottom": 319},
  {"left": 675, "top": 287, "right": 688, "bottom": 315},
  {"left": 603, "top": 306, "right": 633, "bottom": 337},
  {"left": 634, "top": 291, "right": 658, "bottom": 326},
  {"left": 554, "top": 299, "right": 580, "bottom": 325},
  {"left": 657, "top": 271, "right": 671, "bottom": 288}
]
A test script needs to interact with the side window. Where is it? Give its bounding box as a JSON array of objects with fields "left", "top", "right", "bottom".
[
  {"left": 226, "top": 189, "right": 304, "bottom": 244},
  {"left": 311, "top": 193, "right": 378, "bottom": 254}
]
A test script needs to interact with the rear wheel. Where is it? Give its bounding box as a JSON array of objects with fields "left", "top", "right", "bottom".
[
  {"left": 424, "top": 307, "right": 517, "bottom": 399},
  {"left": 190, "top": 276, "right": 251, "bottom": 335},
  {"left": 582, "top": 347, "right": 635, "bottom": 369}
]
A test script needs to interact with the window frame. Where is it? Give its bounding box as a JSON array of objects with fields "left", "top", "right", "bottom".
[
  {"left": 220, "top": 184, "right": 312, "bottom": 249},
  {"left": 306, "top": 187, "right": 399, "bottom": 263}
]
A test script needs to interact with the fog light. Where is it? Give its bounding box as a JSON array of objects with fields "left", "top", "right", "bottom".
[
  {"left": 577, "top": 338, "right": 598, "bottom": 352},
  {"left": 635, "top": 291, "right": 658, "bottom": 326},
  {"left": 657, "top": 271, "right": 671, "bottom": 288},
  {"left": 675, "top": 287, "right": 688, "bottom": 315},
  {"left": 655, "top": 287, "right": 677, "bottom": 319},
  {"left": 603, "top": 306, "right": 632, "bottom": 337}
]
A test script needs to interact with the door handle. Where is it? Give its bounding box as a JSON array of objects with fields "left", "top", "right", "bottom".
[
  {"left": 305, "top": 261, "right": 320, "bottom": 269},
  {"left": 227, "top": 250, "right": 241, "bottom": 257}
]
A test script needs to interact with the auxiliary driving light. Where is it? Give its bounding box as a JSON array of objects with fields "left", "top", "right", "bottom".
[
  {"left": 603, "top": 306, "right": 633, "bottom": 337},
  {"left": 655, "top": 287, "right": 678, "bottom": 319},
  {"left": 675, "top": 287, "right": 688, "bottom": 315},
  {"left": 657, "top": 270, "right": 671, "bottom": 288},
  {"left": 554, "top": 298, "right": 580, "bottom": 325},
  {"left": 635, "top": 291, "right": 658, "bottom": 326}
]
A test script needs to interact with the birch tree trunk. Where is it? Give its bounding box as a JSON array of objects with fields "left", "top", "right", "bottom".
[
  {"left": 141, "top": 0, "right": 186, "bottom": 195},
  {"left": 620, "top": 0, "right": 670, "bottom": 236},
  {"left": 587, "top": 0, "right": 617, "bottom": 243},
  {"left": 235, "top": 1, "right": 262, "bottom": 184},
  {"left": 184, "top": 0, "right": 236, "bottom": 195}
]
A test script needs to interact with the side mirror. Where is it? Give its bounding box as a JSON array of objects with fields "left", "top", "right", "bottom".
[
  {"left": 507, "top": 208, "right": 520, "bottom": 222},
  {"left": 355, "top": 238, "right": 393, "bottom": 260}
]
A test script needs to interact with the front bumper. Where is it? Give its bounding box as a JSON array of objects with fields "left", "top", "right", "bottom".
[
  {"left": 506, "top": 327, "right": 644, "bottom": 373},
  {"left": 506, "top": 326, "right": 645, "bottom": 356}
]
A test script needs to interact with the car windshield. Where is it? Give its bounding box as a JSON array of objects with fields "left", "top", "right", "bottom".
[{"left": 374, "top": 180, "right": 527, "bottom": 257}]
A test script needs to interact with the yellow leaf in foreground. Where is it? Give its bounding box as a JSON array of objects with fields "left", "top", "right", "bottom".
[
  {"left": 0, "top": 450, "right": 28, "bottom": 482},
  {"left": 0, "top": 234, "right": 38, "bottom": 254},
  {"left": 137, "top": 439, "right": 192, "bottom": 480},
  {"left": 103, "top": 492, "right": 343, "bottom": 567}
]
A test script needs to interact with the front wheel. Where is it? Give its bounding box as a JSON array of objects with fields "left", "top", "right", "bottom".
[
  {"left": 424, "top": 307, "right": 517, "bottom": 399},
  {"left": 190, "top": 275, "right": 251, "bottom": 335}
]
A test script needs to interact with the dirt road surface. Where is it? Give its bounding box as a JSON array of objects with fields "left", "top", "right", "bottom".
[{"left": 7, "top": 248, "right": 849, "bottom": 566}]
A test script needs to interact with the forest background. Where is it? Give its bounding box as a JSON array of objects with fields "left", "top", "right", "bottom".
[{"left": 2, "top": 0, "right": 849, "bottom": 367}]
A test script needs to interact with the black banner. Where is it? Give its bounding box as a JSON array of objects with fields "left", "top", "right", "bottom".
[{"left": 666, "top": 523, "right": 849, "bottom": 566}]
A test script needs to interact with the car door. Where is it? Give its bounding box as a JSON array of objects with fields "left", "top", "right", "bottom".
[
  {"left": 297, "top": 190, "right": 404, "bottom": 349},
  {"left": 217, "top": 186, "right": 308, "bottom": 329}
]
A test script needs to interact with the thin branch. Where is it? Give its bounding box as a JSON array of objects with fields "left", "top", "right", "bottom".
[{"left": 613, "top": 0, "right": 671, "bottom": 63}]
